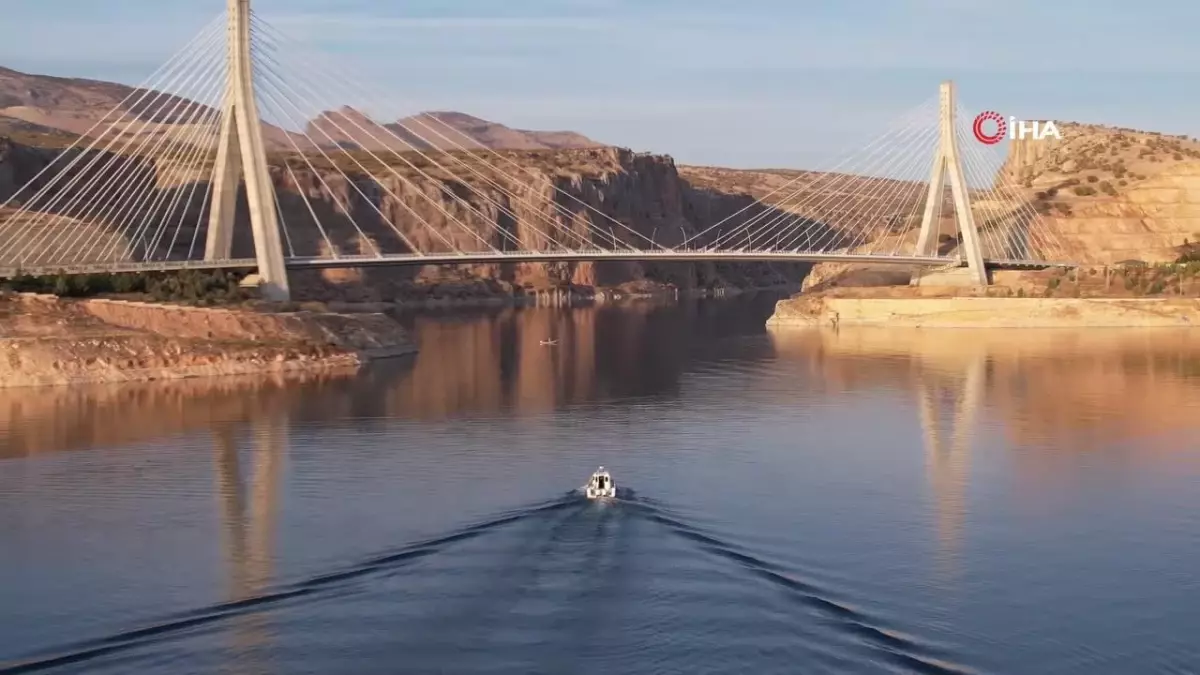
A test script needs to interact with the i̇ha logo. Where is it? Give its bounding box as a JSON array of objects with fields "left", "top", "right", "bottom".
[{"left": 973, "top": 111, "right": 1061, "bottom": 144}]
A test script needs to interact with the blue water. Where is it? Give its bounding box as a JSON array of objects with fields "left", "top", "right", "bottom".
[{"left": 1, "top": 296, "right": 1198, "bottom": 674}]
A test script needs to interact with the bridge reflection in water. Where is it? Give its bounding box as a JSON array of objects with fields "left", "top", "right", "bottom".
[
  {"left": 213, "top": 406, "right": 286, "bottom": 675},
  {"left": 4, "top": 304, "right": 1200, "bottom": 669},
  {"left": 769, "top": 326, "right": 1200, "bottom": 582}
]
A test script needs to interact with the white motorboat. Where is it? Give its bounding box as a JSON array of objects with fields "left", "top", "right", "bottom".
[
  {"left": 584, "top": 466, "right": 616, "bottom": 499},
  {"left": 540, "top": 339, "right": 558, "bottom": 346}
]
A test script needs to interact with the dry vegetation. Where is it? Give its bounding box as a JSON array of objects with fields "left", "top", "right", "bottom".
[
  {"left": 1008, "top": 123, "right": 1200, "bottom": 215},
  {"left": 0, "top": 118, "right": 79, "bottom": 149},
  {"left": 1015, "top": 260, "right": 1200, "bottom": 299}
]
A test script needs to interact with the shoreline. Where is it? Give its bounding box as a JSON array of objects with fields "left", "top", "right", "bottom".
[
  {"left": 767, "top": 292, "right": 1200, "bottom": 329},
  {"left": 319, "top": 284, "right": 798, "bottom": 313},
  {"left": 0, "top": 293, "right": 417, "bottom": 389},
  {"left": 0, "top": 285, "right": 787, "bottom": 390}
]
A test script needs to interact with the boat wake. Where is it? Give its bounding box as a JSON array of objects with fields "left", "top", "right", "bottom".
[
  {"left": 0, "top": 494, "right": 579, "bottom": 675},
  {"left": 1, "top": 487, "right": 972, "bottom": 675},
  {"left": 627, "top": 500, "right": 974, "bottom": 675}
]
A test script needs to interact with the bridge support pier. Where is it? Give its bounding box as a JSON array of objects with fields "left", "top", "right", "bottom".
[
  {"left": 913, "top": 81, "right": 988, "bottom": 286},
  {"left": 204, "top": 0, "right": 290, "bottom": 301}
]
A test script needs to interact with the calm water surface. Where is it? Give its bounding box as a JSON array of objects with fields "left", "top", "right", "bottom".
[{"left": 1, "top": 295, "right": 1199, "bottom": 674}]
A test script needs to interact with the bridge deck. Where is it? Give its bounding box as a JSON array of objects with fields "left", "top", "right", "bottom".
[{"left": 0, "top": 250, "right": 1069, "bottom": 277}]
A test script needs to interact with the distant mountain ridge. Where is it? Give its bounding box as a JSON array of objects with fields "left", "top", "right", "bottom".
[
  {"left": 305, "top": 107, "right": 602, "bottom": 153},
  {"left": 0, "top": 65, "right": 604, "bottom": 151}
]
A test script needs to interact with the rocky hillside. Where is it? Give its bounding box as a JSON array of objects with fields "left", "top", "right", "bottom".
[
  {"left": 682, "top": 164, "right": 962, "bottom": 292},
  {"left": 795, "top": 122, "right": 1200, "bottom": 291},
  {"left": 0, "top": 65, "right": 255, "bottom": 147},
  {"left": 308, "top": 108, "right": 601, "bottom": 152},
  {"left": 1002, "top": 123, "right": 1200, "bottom": 264},
  {"left": 0, "top": 136, "right": 816, "bottom": 299},
  {"left": 0, "top": 66, "right": 601, "bottom": 153}
]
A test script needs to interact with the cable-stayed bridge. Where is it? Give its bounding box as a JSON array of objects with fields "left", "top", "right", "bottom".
[{"left": 0, "top": 0, "right": 1076, "bottom": 301}]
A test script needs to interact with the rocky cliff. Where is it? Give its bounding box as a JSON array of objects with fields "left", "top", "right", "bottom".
[
  {"left": 797, "top": 122, "right": 1200, "bottom": 290},
  {"left": 1000, "top": 123, "right": 1200, "bottom": 263},
  {"left": 268, "top": 146, "right": 809, "bottom": 300},
  {"left": 0, "top": 137, "right": 811, "bottom": 300}
]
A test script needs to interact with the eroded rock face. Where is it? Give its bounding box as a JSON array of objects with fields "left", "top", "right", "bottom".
[
  {"left": 1000, "top": 124, "right": 1200, "bottom": 264},
  {"left": 262, "top": 147, "right": 811, "bottom": 299},
  {"left": 0, "top": 139, "right": 812, "bottom": 298},
  {"left": 1033, "top": 164, "right": 1200, "bottom": 263},
  {"left": 800, "top": 123, "right": 1200, "bottom": 288}
]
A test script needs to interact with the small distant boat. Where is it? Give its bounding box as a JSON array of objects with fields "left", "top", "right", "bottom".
[
  {"left": 584, "top": 466, "right": 616, "bottom": 499},
  {"left": 540, "top": 339, "right": 558, "bottom": 346}
]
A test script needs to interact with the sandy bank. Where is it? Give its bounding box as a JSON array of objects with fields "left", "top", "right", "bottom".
[
  {"left": 767, "top": 294, "right": 1200, "bottom": 328},
  {"left": 0, "top": 293, "right": 416, "bottom": 388}
]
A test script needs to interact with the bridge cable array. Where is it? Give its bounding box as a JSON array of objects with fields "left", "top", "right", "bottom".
[
  {"left": 0, "top": 7, "right": 1073, "bottom": 274},
  {"left": 952, "top": 103, "right": 1072, "bottom": 262},
  {"left": 0, "top": 12, "right": 229, "bottom": 269},
  {"left": 247, "top": 13, "right": 667, "bottom": 263},
  {"left": 681, "top": 98, "right": 1072, "bottom": 264}
]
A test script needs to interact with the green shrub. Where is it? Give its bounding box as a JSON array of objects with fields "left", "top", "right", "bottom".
[{"left": 0, "top": 269, "right": 251, "bottom": 304}]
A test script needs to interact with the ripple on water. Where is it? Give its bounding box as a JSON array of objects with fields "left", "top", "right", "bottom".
[{"left": 3, "top": 304, "right": 1200, "bottom": 674}]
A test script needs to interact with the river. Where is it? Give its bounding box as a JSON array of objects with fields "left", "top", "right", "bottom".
[{"left": 1, "top": 294, "right": 1198, "bottom": 674}]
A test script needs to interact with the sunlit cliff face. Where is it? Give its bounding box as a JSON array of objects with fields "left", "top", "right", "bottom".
[{"left": 0, "top": 138, "right": 810, "bottom": 296}]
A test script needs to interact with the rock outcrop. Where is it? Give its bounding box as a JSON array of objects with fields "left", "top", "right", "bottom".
[
  {"left": 1001, "top": 123, "right": 1200, "bottom": 263},
  {"left": 0, "top": 293, "right": 415, "bottom": 387},
  {"left": 265, "top": 146, "right": 807, "bottom": 299},
  {"left": 0, "top": 138, "right": 812, "bottom": 299},
  {"left": 798, "top": 122, "right": 1200, "bottom": 290}
]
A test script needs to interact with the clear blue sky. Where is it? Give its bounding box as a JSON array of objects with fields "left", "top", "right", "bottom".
[{"left": 2, "top": 0, "right": 1199, "bottom": 168}]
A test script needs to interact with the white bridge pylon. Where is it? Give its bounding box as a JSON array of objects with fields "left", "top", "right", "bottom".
[
  {"left": 204, "top": 0, "right": 288, "bottom": 300},
  {"left": 914, "top": 82, "right": 987, "bottom": 285},
  {"left": 0, "top": 2, "right": 1074, "bottom": 296}
]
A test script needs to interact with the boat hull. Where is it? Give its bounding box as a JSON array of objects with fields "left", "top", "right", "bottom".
[
  {"left": 584, "top": 466, "right": 616, "bottom": 500},
  {"left": 586, "top": 487, "right": 616, "bottom": 500}
]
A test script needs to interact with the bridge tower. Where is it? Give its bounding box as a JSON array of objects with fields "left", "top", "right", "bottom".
[
  {"left": 203, "top": 0, "right": 290, "bottom": 300},
  {"left": 913, "top": 81, "right": 988, "bottom": 286}
]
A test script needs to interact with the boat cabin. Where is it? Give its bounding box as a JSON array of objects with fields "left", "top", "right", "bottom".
[{"left": 585, "top": 466, "right": 616, "bottom": 499}]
